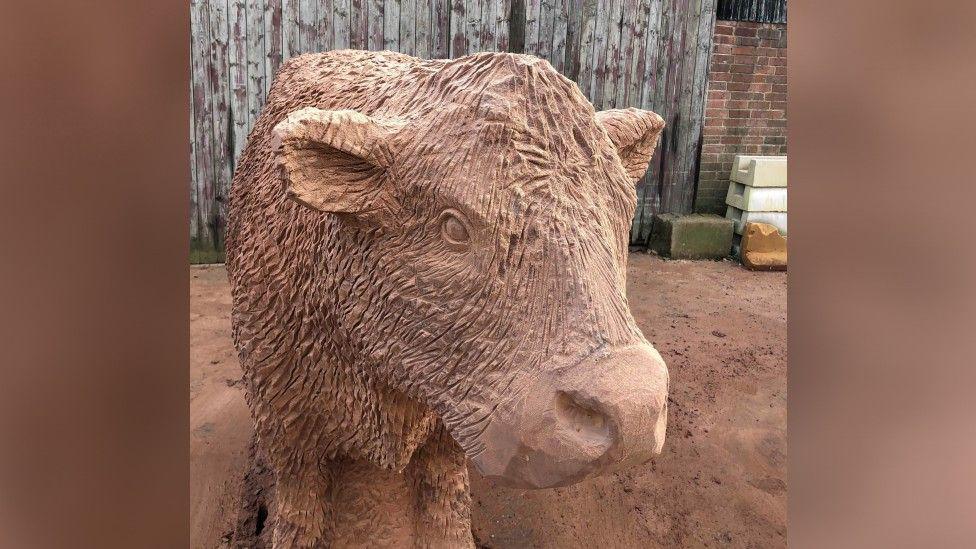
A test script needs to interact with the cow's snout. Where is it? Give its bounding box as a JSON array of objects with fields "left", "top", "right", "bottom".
[{"left": 471, "top": 344, "right": 669, "bottom": 489}]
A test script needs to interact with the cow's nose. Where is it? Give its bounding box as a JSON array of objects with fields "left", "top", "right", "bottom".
[
  {"left": 470, "top": 344, "right": 669, "bottom": 489},
  {"left": 554, "top": 345, "right": 669, "bottom": 467}
]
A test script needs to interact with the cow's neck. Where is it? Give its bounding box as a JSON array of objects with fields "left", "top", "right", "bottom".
[{"left": 271, "top": 426, "right": 475, "bottom": 548}]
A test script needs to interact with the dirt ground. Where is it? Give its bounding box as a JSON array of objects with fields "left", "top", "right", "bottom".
[{"left": 190, "top": 253, "right": 786, "bottom": 548}]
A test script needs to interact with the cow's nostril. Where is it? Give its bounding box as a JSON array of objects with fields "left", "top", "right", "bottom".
[{"left": 555, "top": 391, "right": 612, "bottom": 443}]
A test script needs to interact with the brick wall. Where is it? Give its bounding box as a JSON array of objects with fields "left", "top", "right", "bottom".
[{"left": 694, "top": 20, "right": 787, "bottom": 214}]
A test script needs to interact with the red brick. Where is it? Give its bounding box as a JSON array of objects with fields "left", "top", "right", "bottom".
[
  {"left": 714, "top": 34, "right": 734, "bottom": 45},
  {"left": 734, "top": 26, "right": 758, "bottom": 38},
  {"left": 729, "top": 109, "right": 750, "bottom": 118},
  {"left": 715, "top": 24, "right": 734, "bottom": 36},
  {"left": 734, "top": 36, "right": 760, "bottom": 47},
  {"left": 729, "top": 64, "right": 753, "bottom": 74},
  {"left": 706, "top": 98, "right": 725, "bottom": 109},
  {"left": 713, "top": 44, "right": 733, "bottom": 55},
  {"left": 732, "top": 55, "right": 756, "bottom": 65}
]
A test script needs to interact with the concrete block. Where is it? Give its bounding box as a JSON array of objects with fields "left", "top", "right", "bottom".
[
  {"left": 648, "top": 214, "right": 733, "bottom": 260},
  {"left": 730, "top": 155, "right": 787, "bottom": 187},
  {"left": 740, "top": 222, "right": 787, "bottom": 271},
  {"left": 725, "top": 182, "right": 787, "bottom": 212},
  {"left": 726, "top": 206, "right": 787, "bottom": 236}
]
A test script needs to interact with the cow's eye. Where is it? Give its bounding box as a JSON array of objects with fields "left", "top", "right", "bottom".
[{"left": 439, "top": 210, "right": 470, "bottom": 246}]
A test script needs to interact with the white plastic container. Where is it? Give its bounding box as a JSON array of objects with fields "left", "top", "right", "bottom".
[
  {"left": 725, "top": 205, "right": 788, "bottom": 235},
  {"left": 730, "top": 155, "right": 787, "bottom": 187},
  {"left": 725, "top": 182, "right": 787, "bottom": 212}
]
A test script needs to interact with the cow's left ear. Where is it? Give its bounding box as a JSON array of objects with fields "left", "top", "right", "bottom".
[
  {"left": 596, "top": 108, "right": 666, "bottom": 181},
  {"left": 271, "top": 107, "right": 402, "bottom": 215}
]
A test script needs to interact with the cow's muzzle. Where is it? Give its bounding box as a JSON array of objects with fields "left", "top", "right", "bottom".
[{"left": 471, "top": 344, "right": 669, "bottom": 489}]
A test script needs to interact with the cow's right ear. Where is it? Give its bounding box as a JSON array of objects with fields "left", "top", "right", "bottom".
[{"left": 271, "top": 107, "right": 401, "bottom": 214}]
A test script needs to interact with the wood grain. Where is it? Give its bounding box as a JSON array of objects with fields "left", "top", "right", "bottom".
[{"left": 189, "top": 0, "right": 720, "bottom": 247}]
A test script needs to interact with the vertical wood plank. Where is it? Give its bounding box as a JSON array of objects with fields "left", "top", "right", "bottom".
[
  {"left": 368, "top": 0, "right": 385, "bottom": 50},
  {"left": 627, "top": 0, "right": 648, "bottom": 109},
  {"left": 432, "top": 0, "right": 451, "bottom": 57},
  {"left": 449, "top": 0, "right": 466, "bottom": 57},
  {"left": 192, "top": 0, "right": 216, "bottom": 246},
  {"left": 587, "top": 0, "right": 608, "bottom": 107},
  {"left": 190, "top": 0, "right": 213, "bottom": 243},
  {"left": 384, "top": 0, "right": 400, "bottom": 50},
  {"left": 682, "top": 0, "right": 715, "bottom": 212},
  {"left": 562, "top": 0, "right": 583, "bottom": 80},
  {"left": 575, "top": 0, "right": 597, "bottom": 96},
  {"left": 247, "top": 0, "right": 267, "bottom": 136},
  {"left": 400, "top": 0, "right": 417, "bottom": 54},
  {"left": 282, "top": 0, "right": 300, "bottom": 58},
  {"left": 481, "top": 0, "right": 495, "bottom": 52},
  {"left": 536, "top": 0, "right": 554, "bottom": 62},
  {"left": 415, "top": 0, "right": 431, "bottom": 57},
  {"left": 317, "top": 0, "right": 334, "bottom": 51},
  {"left": 350, "top": 0, "right": 367, "bottom": 48},
  {"left": 299, "top": 0, "right": 317, "bottom": 51},
  {"left": 494, "top": 0, "right": 511, "bottom": 51},
  {"left": 208, "top": 0, "right": 232, "bottom": 246},
  {"left": 658, "top": 0, "right": 687, "bottom": 213},
  {"left": 614, "top": 0, "right": 637, "bottom": 107},
  {"left": 229, "top": 0, "right": 249, "bottom": 161},
  {"left": 523, "top": 0, "right": 540, "bottom": 55},
  {"left": 601, "top": 0, "right": 623, "bottom": 108},
  {"left": 335, "top": 0, "right": 351, "bottom": 49},
  {"left": 264, "top": 0, "right": 283, "bottom": 86},
  {"left": 550, "top": 0, "right": 567, "bottom": 73},
  {"left": 463, "top": 0, "right": 479, "bottom": 54}
]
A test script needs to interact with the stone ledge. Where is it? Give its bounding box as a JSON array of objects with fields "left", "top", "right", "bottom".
[{"left": 648, "top": 214, "right": 734, "bottom": 260}]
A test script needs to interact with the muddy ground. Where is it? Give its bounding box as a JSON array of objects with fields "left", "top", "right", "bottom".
[{"left": 190, "top": 253, "right": 786, "bottom": 548}]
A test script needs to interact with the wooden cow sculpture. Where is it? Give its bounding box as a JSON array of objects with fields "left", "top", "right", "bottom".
[{"left": 227, "top": 50, "right": 669, "bottom": 548}]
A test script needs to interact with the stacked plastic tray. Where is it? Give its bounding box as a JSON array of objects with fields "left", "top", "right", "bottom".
[{"left": 725, "top": 155, "right": 787, "bottom": 254}]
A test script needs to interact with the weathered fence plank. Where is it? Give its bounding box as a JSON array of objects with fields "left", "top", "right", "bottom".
[
  {"left": 282, "top": 0, "right": 300, "bottom": 57},
  {"left": 208, "top": 0, "right": 232, "bottom": 247},
  {"left": 368, "top": 0, "right": 385, "bottom": 50},
  {"left": 384, "top": 0, "right": 400, "bottom": 51},
  {"left": 229, "top": 0, "right": 248, "bottom": 162},
  {"left": 190, "top": 0, "right": 214, "bottom": 246},
  {"left": 189, "top": 0, "right": 719, "bottom": 249},
  {"left": 264, "top": 0, "right": 283, "bottom": 87},
  {"left": 431, "top": 0, "right": 449, "bottom": 57},
  {"left": 247, "top": 0, "right": 267, "bottom": 133},
  {"left": 415, "top": 0, "right": 431, "bottom": 57},
  {"left": 335, "top": 0, "right": 352, "bottom": 49}
]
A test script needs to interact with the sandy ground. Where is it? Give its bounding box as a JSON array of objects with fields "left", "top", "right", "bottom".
[{"left": 190, "top": 253, "right": 786, "bottom": 548}]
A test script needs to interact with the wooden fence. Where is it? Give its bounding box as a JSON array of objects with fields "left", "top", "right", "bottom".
[{"left": 190, "top": 0, "right": 717, "bottom": 249}]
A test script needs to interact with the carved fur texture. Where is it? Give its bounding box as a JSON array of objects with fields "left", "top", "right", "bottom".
[{"left": 226, "top": 50, "right": 668, "bottom": 547}]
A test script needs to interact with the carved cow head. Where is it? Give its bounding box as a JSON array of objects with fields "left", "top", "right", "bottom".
[{"left": 272, "top": 54, "right": 668, "bottom": 489}]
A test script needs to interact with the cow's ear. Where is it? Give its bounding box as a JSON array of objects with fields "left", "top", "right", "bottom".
[
  {"left": 596, "top": 108, "right": 666, "bottom": 181},
  {"left": 271, "top": 107, "right": 401, "bottom": 214}
]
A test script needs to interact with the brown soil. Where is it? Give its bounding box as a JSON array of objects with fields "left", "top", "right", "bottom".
[{"left": 190, "top": 253, "right": 786, "bottom": 548}]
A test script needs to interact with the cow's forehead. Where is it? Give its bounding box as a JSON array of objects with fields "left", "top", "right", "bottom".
[{"left": 382, "top": 53, "right": 630, "bottom": 227}]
